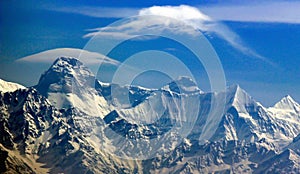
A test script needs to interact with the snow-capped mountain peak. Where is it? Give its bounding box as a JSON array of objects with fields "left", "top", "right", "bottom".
[
  {"left": 35, "top": 57, "right": 111, "bottom": 116},
  {"left": 1, "top": 57, "right": 300, "bottom": 173},
  {"left": 162, "top": 76, "right": 202, "bottom": 94},
  {"left": 53, "top": 56, "right": 83, "bottom": 67},
  {"left": 226, "top": 84, "right": 258, "bottom": 113},
  {"left": 0, "top": 79, "right": 26, "bottom": 93},
  {"left": 36, "top": 57, "right": 95, "bottom": 95},
  {"left": 273, "top": 95, "right": 300, "bottom": 111}
]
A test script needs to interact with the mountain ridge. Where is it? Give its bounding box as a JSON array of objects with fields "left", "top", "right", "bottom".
[
  {"left": 1, "top": 57, "right": 300, "bottom": 173},
  {"left": 0, "top": 79, "right": 26, "bottom": 93}
]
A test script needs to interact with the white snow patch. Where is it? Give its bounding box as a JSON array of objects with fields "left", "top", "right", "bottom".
[{"left": 0, "top": 79, "right": 26, "bottom": 93}]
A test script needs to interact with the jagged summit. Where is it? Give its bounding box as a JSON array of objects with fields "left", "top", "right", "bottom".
[
  {"left": 273, "top": 95, "right": 300, "bottom": 111},
  {"left": 34, "top": 57, "right": 111, "bottom": 114},
  {"left": 36, "top": 57, "right": 95, "bottom": 96},
  {"left": 226, "top": 84, "right": 243, "bottom": 96},
  {"left": 162, "top": 76, "right": 201, "bottom": 94},
  {"left": 225, "top": 84, "right": 258, "bottom": 113},
  {"left": 227, "top": 83, "right": 239, "bottom": 90},
  {"left": 53, "top": 57, "right": 83, "bottom": 67}
]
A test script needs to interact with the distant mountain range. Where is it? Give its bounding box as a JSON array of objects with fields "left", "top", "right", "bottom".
[{"left": 1, "top": 57, "right": 300, "bottom": 173}]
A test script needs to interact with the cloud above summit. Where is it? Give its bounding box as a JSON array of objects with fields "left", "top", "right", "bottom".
[
  {"left": 50, "top": 1, "right": 300, "bottom": 24},
  {"left": 17, "top": 48, "right": 119, "bottom": 66},
  {"left": 139, "top": 5, "right": 211, "bottom": 23},
  {"left": 81, "top": 5, "right": 271, "bottom": 64}
]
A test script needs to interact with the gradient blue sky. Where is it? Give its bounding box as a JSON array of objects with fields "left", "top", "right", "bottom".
[{"left": 1, "top": 0, "right": 300, "bottom": 106}]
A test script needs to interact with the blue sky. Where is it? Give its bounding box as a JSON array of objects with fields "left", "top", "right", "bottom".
[{"left": 1, "top": 0, "right": 300, "bottom": 106}]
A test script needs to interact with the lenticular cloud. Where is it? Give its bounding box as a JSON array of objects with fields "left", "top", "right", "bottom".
[{"left": 84, "top": 5, "right": 271, "bottom": 64}]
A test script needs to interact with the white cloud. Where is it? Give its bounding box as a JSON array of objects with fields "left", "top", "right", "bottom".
[
  {"left": 84, "top": 5, "right": 212, "bottom": 38},
  {"left": 83, "top": 5, "right": 272, "bottom": 64},
  {"left": 139, "top": 5, "right": 211, "bottom": 22},
  {"left": 16, "top": 48, "right": 120, "bottom": 66}
]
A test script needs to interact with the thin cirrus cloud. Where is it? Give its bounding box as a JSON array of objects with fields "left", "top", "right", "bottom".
[
  {"left": 48, "top": 2, "right": 300, "bottom": 64},
  {"left": 80, "top": 5, "right": 273, "bottom": 64},
  {"left": 49, "top": 1, "right": 300, "bottom": 24},
  {"left": 200, "top": 1, "right": 300, "bottom": 24},
  {"left": 52, "top": 6, "right": 140, "bottom": 18}
]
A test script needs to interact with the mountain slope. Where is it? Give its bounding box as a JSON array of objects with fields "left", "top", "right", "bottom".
[
  {"left": 255, "top": 149, "right": 300, "bottom": 173},
  {"left": 205, "top": 85, "right": 300, "bottom": 150},
  {"left": 1, "top": 57, "right": 300, "bottom": 173},
  {"left": 147, "top": 84, "right": 300, "bottom": 173},
  {"left": 0, "top": 87, "right": 142, "bottom": 173},
  {"left": 0, "top": 144, "right": 37, "bottom": 174},
  {"left": 35, "top": 57, "right": 112, "bottom": 117},
  {"left": 0, "top": 79, "right": 26, "bottom": 93},
  {"left": 272, "top": 95, "right": 300, "bottom": 111}
]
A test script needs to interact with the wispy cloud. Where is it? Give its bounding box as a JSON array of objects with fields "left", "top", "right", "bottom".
[
  {"left": 82, "top": 5, "right": 272, "bottom": 64},
  {"left": 47, "top": 1, "right": 300, "bottom": 24},
  {"left": 50, "top": 6, "right": 139, "bottom": 18},
  {"left": 47, "top": 3, "right": 296, "bottom": 64},
  {"left": 16, "top": 48, "right": 120, "bottom": 65},
  {"left": 200, "top": 1, "right": 300, "bottom": 24},
  {"left": 84, "top": 5, "right": 213, "bottom": 39}
]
